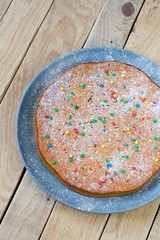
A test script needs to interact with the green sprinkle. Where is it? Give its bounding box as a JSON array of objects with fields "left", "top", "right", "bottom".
[
  {"left": 106, "top": 72, "right": 109, "bottom": 76},
  {"left": 49, "top": 116, "right": 53, "bottom": 119},
  {"left": 110, "top": 113, "right": 114, "bottom": 117},
  {"left": 54, "top": 108, "right": 58, "bottom": 112},
  {"left": 92, "top": 119, "right": 96, "bottom": 123},
  {"left": 45, "top": 134, "right": 50, "bottom": 138},
  {"left": 88, "top": 98, "right": 92, "bottom": 102},
  {"left": 153, "top": 119, "right": 157, "bottom": 123},
  {"left": 70, "top": 91, "right": 74, "bottom": 95},
  {"left": 81, "top": 133, "right": 85, "bottom": 136},
  {"left": 110, "top": 178, "right": 113, "bottom": 180},
  {"left": 52, "top": 160, "right": 56, "bottom": 164},
  {"left": 123, "top": 100, "right": 128, "bottom": 104},
  {"left": 98, "top": 117, "right": 102, "bottom": 120},
  {"left": 135, "top": 149, "right": 139, "bottom": 152},
  {"left": 73, "top": 105, "right": 79, "bottom": 109},
  {"left": 121, "top": 169, "right": 125, "bottom": 173},
  {"left": 102, "top": 119, "right": 106, "bottom": 123},
  {"left": 69, "top": 157, "right": 73, "bottom": 162},
  {"left": 118, "top": 140, "right": 120, "bottom": 143},
  {"left": 114, "top": 171, "right": 117, "bottom": 175},
  {"left": 141, "top": 91, "right": 143, "bottom": 94},
  {"left": 153, "top": 146, "right": 157, "bottom": 149},
  {"left": 81, "top": 84, "right": 85, "bottom": 89},
  {"left": 125, "top": 143, "right": 129, "bottom": 147},
  {"left": 131, "top": 138, "right": 135, "bottom": 142},
  {"left": 135, "top": 145, "right": 139, "bottom": 148},
  {"left": 68, "top": 122, "right": 72, "bottom": 125},
  {"left": 37, "top": 104, "right": 40, "bottom": 107},
  {"left": 69, "top": 115, "right": 72, "bottom": 120},
  {"left": 112, "top": 73, "right": 115, "bottom": 76},
  {"left": 106, "top": 159, "right": 109, "bottom": 163},
  {"left": 103, "top": 99, "right": 107, "bottom": 102},
  {"left": 71, "top": 112, "right": 74, "bottom": 115},
  {"left": 125, "top": 156, "right": 129, "bottom": 159},
  {"left": 126, "top": 180, "right": 129, "bottom": 182},
  {"left": 153, "top": 137, "right": 157, "bottom": 140},
  {"left": 78, "top": 122, "right": 81, "bottom": 125},
  {"left": 82, "top": 126, "right": 85, "bottom": 129},
  {"left": 120, "top": 99, "right": 123, "bottom": 102},
  {"left": 80, "top": 154, "right": 85, "bottom": 158}
]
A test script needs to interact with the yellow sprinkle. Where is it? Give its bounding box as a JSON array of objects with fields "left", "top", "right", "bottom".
[
  {"left": 121, "top": 74, "right": 126, "bottom": 78},
  {"left": 130, "top": 83, "right": 132, "bottom": 86},
  {"left": 53, "top": 107, "right": 55, "bottom": 109},
  {"left": 113, "top": 94, "right": 117, "bottom": 97},
  {"left": 94, "top": 111, "right": 96, "bottom": 114},
  {"left": 131, "top": 118, "right": 134, "bottom": 120},
  {"left": 94, "top": 167, "right": 97, "bottom": 169},
  {"left": 101, "top": 144, "right": 106, "bottom": 148},
  {"left": 131, "top": 108, "right": 134, "bottom": 111},
  {"left": 60, "top": 87, "right": 64, "bottom": 91},
  {"left": 110, "top": 80, "right": 114, "bottom": 84},
  {"left": 98, "top": 98, "right": 100, "bottom": 102},
  {"left": 109, "top": 71, "right": 111, "bottom": 74},
  {"left": 97, "top": 150, "right": 100, "bottom": 152},
  {"left": 88, "top": 70, "right": 90, "bottom": 72},
  {"left": 127, "top": 132, "right": 131, "bottom": 135},
  {"left": 145, "top": 161, "right": 148, "bottom": 163},
  {"left": 69, "top": 154, "right": 73, "bottom": 157},
  {"left": 46, "top": 141, "right": 49, "bottom": 144},
  {"left": 155, "top": 158, "right": 159, "bottom": 162},
  {"left": 135, "top": 140, "right": 139, "bottom": 144},
  {"left": 102, "top": 159, "right": 105, "bottom": 161},
  {"left": 65, "top": 131, "right": 70, "bottom": 135},
  {"left": 145, "top": 101, "right": 148, "bottom": 104},
  {"left": 126, "top": 127, "right": 130, "bottom": 131},
  {"left": 67, "top": 112, "right": 69, "bottom": 115},
  {"left": 148, "top": 139, "right": 152, "bottom": 143}
]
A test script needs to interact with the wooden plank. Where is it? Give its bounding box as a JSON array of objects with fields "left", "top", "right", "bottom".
[
  {"left": 0, "top": 0, "right": 54, "bottom": 101},
  {"left": 101, "top": 199, "right": 160, "bottom": 240},
  {"left": 0, "top": 0, "right": 106, "bottom": 227},
  {"left": 85, "top": 0, "right": 144, "bottom": 48},
  {"left": 41, "top": 201, "right": 108, "bottom": 240},
  {"left": 0, "top": 0, "right": 13, "bottom": 21},
  {"left": 148, "top": 207, "right": 160, "bottom": 240},
  {"left": 0, "top": 173, "right": 55, "bottom": 240},
  {"left": 101, "top": 0, "right": 160, "bottom": 238}
]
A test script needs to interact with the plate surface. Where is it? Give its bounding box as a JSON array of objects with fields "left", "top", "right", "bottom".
[{"left": 16, "top": 47, "right": 160, "bottom": 213}]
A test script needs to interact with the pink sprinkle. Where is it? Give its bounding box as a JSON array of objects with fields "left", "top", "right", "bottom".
[
  {"left": 132, "top": 166, "right": 136, "bottom": 170},
  {"left": 72, "top": 167, "right": 77, "bottom": 172},
  {"left": 44, "top": 114, "right": 49, "bottom": 118},
  {"left": 137, "top": 129, "right": 140, "bottom": 133},
  {"left": 104, "top": 69, "right": 108, "bottom": 73},
  {"left": 132, "top": 113, "right": 137, "bottom": 117},
  {"left": 111, "top": 173, "right": 114, "bottom": 177},
  {"left": 137, "top": 168, "right": 142, "bottom": 172},
  {"left": 95, "top": 142, "right": 99, "bottom": 146},
  {"left": 74, "top": 129, "right": 79, "bottom": 133},
  {"left": 111, "top": 122, "right": 116, "bottom": 126},
  {"left": 111, "top": 91, "right": 115, "bottom": 94},
  {"left": 110, "top": 95, "right": 114, "bottom": 99},
  {"left": 98, "top": 180, "right": 102, "bottom": 185}
]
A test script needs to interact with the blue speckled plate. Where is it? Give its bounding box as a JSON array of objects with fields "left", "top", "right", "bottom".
[{"left": 16, "top": 47, "right": 160, "bottom": 214}]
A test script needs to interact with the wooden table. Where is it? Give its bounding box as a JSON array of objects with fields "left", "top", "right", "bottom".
[{"left": 0, "top": 0, "right": 160, "bottom": 239}]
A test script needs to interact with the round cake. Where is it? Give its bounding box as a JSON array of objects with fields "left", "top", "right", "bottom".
[{"left": 35, "top": 61, "right": 160, "bottom": 196}]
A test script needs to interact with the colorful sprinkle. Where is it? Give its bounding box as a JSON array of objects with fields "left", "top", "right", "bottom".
[{"left": 80, "top": 154, "right": 85, "bottom": 158}]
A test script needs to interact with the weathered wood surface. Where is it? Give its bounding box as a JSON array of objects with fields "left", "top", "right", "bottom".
[{"left": 0, "top": 0, "right": 160, "bottom": 239}]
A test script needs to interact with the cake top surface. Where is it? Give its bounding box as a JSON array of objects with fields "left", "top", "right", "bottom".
[{"left": 35, "top": 61, "right": 160, "bottom": 195}]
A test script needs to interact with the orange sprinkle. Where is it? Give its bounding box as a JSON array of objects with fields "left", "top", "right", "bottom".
[
  {"left": 72, "top": 134, "right": 77, "bottom": 139},
  {"left": 126, "top": 89, "right": 130, "bottom": 92},
  {"left": 62, "top": 146, "right": 66, "bottom": 151},
  {"left": 119, "top": 147, "right": 124, "bottom": 151},
  {"left": 97, "top": 164, "right": 101, "bottom": 168},
  {"left": 135, "top": 83, "right": 139, "bottom": 87},
  {"left": 146, "top": 116, "right": 150, "bottom": 120},
  {"left": 132, "top": 131, "right": 134, "bottom": 134},
  {"left": 139, "top": 97, "right": 143, "bottom": 100}
]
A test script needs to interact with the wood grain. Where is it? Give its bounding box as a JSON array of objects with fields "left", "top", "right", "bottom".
[
  {"left": 148, "top": 206, "right": 160, "bottom": 240},
  {"left": 0, "top": 0, "right": 106, "bottom": 229},
  {"left": 41, "top": 201, "right": 108, "bottom": 240},
  {"left": 85, "top": 0, "right": 144, "bottom": 48},
  {"left": 0, "top": 173, "right": 55, "bottom": 240},
  {"left": 101, "top": 0, "right": 160, "bottom": 238},
  {"left": 0, "top": 0, "right": 13, "bottom": 21},
  {"left": 101, "top": 199, "right": 160, "bottom": 240},
  {"left": 0, "top": 0, "right": 54, "bottom": 101}
]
